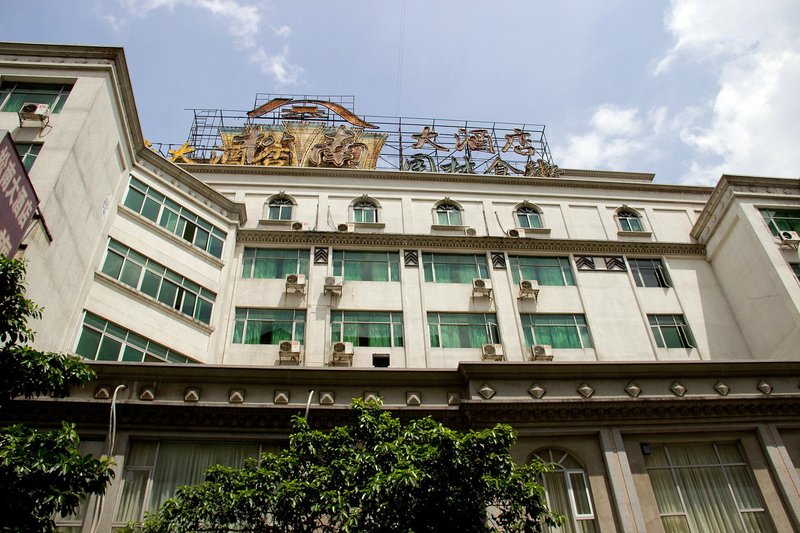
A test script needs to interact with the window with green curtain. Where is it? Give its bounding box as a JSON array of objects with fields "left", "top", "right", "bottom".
[
  {"left": 629, "top": 258, "right": 671, "bottom": 288},
  {"left": 509, "top": 256, "right": 574, "bottom": 285},
  {"left": 0, "top": 81, "right": 72, "bottom": 113},
  {"left": 521, "top": 314, "right": 592, "bottom": 349},
  {"left": 14, "top": 142, "right": 41, "bottom": 172},
  {"left": 232, "top": 308, "right": 305, "bottom": 345},
  {"left": 428, "top": 312, "right": 498, "bottom": 348},
  {"left": 74, "top": 312, "right": 193, "bottom": 364},
  {"left": 515, "top": 206, "right": 543, "bottom": 228},
  {"left": 532, "top": 449, "right": 598, "bottom": 533},
  {"left": 649, "top": 315, "right": 695, "bottom": 348},
  {"left": 645, "top": 443, "right": 774, "bottom": 532},
  {"left": 759, "top": 208, "right": 800, "bottom": 236},
  {"left": 101, "top": 239, "right": 215, "bottom": 324},
  {"left": 123, "top": 177, "right": 226, "bottom": 258},
  {"left": 423, "top": 253, "right": 489, "bottom": 283},
  {"left": 332, "top": 250, "right": 400, "bottom": 281},
  {"left": 241, "top": 248, "right": 309, "bottom": 279},
  {"left": 330, "top": 311, "right": 403, "bottom": 347},
  {"left": 617, "top": 209, "right": 644, "bottom": 232},
  {"left": 435, "top": 203, "right": 462, "bottom": 225},
  {"left": 113, "top": 440, "right": 260, "bottom": 527}
]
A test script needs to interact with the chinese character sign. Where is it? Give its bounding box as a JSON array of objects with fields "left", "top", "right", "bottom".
[{"left": 0, "top": 131, "right": 39, "bottom": 257}]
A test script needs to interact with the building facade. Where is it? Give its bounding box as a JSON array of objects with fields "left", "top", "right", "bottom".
[{"left": 1, "top": 42, "right": 799, "bottom": 532}]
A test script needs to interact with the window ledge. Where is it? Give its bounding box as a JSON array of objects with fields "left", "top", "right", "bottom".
[
  {"left": 117, "top": 205, "right": 226, "bottom": 269},
  {"left": 353, "top": 222, "right": 386, "bottom": 229},
  {"left": 617, "top": 230, "right": 652, "bottom": 237},
  {"left": 94, "top": 271, "right": 215, "bottom": 334},
  {"left": 520, "top": 227, "right": 551, "bottom": 235},
  {"left": 431, "top": 224, "right": 468, "bottom": 231},
  {"left": 258, "top": 218, "right": 294, "bottom": 227}
]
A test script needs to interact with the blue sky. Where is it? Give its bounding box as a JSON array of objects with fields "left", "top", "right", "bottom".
[{"left": 2, "top": 0, "right": 799, "bottom": 185}]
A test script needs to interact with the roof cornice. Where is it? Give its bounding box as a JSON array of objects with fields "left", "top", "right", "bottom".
[{"left": 237, "top": 229, "right": 706, "bottom": 256}]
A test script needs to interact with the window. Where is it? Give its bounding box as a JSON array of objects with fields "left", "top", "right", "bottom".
[
  {"left": 509, "top": 256, "right": 574, "bottom": 285},
  {"left": 792, "top": 263, "right": 800, "bottom": 280},
  {"left": 353, "top": 200, "right": 378, "bottom": 223},
  {"left": 54, "top": 439, "right": 105, "bottom": 532},
  {"left": 75, "top": 312, "right": 193, "bottom": 363},
  {"left": 333, "top": 250, "right": 399, "bottom": 281},
  {"left": 649, "top": 314, "right": 695, "bottom": 348},
  {"left": 114, "top": 440, "right": 260, "bottom": 527},
  {"left": 532, "top": 449, "right": 597, "bottom": 533},
  {"left": 435, "top": 202, "right": 463, "bottom": 226},
  {"left": 629, "top": 258, "right": 671, "bottom": 288},
  {"left": 331, "top": 311, "right": 403, "bottom": 347},
  {"left": 123, "top": 177, "right": 226, "bottom": 258},
  {"left": 14, "top": 142, "right": 41, "bottom": 172},
  {"left": 645, "top": 443, "right": 773, "bottom": 532},
  {"left": 241, "top": 248, "right": 309, "bottom": 279},
  {"left": 101, "top": 240, "right": 215, "bottom": 324},
  {"left": 428, "top": 312, "right": 499, "bottom": 348},
  {"left": 423, "top": 253, "right": 489, "bottom": 283},
  {"left": 0, "top": 81, "right": 72, "bottom": 113},
  {"left": 232, "top": 309, "right": 305, "bottom": 345},
  {"left": 760, "top": 208, "right": 800, "bottom": 236},
  {"left": 515, "top": 205, "right": 543, "bottom": 229},
  {"left": 616, "top": 208, "right": 644, "bottom": 232},
  {"left": 521, "top": 314, "right": 593, "bottom": 349},
  {"left": 267, "top": 197, "right": 293, "bottom": 220}
]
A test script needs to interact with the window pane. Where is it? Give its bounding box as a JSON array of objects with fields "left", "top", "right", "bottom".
[
  {"left": 102, "top": 252, "right": 125, "bottom": 279},
  {"left": 569, "top": 472, "right": 592, "bottom": 516},
  {"left": 114, "top": 470, "right": 149, "bottom": 523},
  {"left": 75, "top": 328, "right": 102, "bottom": 359},
  {"left": 96, "top": 337, "right": 122, "bottom": 361},
  {"left": 196, "top": 299, "right": 212, "bottom": 324},
  {"left": 140, "top": 270, "right": 161, "bottom": 299},
  {"left": 119, "top": 261, "right": 142, "bottom": 288},
  {"left": 158, "top": 281, "right": 178, "bottom": 307},
  {"left": 141, "top": 197, "right": 161, "bottom": 222},
  {"left": 122, "top": 346, "right": 144, "bottom": 362}
]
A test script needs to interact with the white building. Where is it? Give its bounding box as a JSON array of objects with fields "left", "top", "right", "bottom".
[{"left": 1, "top": 42, "right": 799, "bottom": 532}]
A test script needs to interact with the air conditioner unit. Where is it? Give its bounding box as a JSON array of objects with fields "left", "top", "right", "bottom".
[
  {"left": 324, "top": 275, "right": 343, "bottom": 294},
  {"left": 779, "top": 230, "right": 800, "bottom": 246},
  {"left": 18, "top": 102, "right": 50, "bottom": 120},
  {"left": 519, "top": 279, "right": 540, "bottom": 299},
  {"left": 464, "top": 227, "right": 478, "bottom": 236},
  {"left": 332, "top": 341, "right": 354, "bottom": 364},
  {"left": 507, "top": 229, "right": 521, "bottom": 238},
  {"left": 530, "top": 344, "right": 553, "bottom": 361},
  {"left": 482, "top": 343, "right": 505, "bottom": 361},
  {"left": 338, "top": 223, "right": 355, "bottom": 232},
  {"left": 472, "top": 278, "right": 493, "bottom": 296},
  {"left": 292, "top": 221, "right": 308, "bottom": 231},
  {"left": 279, "top": 340, "right": 301, "bottom": 354},
  {"left": 285, "top": 273, "right": 306, "bottom": 292}
]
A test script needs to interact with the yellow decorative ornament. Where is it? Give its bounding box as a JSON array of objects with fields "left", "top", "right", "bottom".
[{"left": 168, "top": 142, "right": 195, "bottom": 164}]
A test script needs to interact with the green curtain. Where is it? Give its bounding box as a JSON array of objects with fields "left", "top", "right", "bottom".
[
  {"left": 424, "top": 254, "right": 487, "bottom": 283},
  {"left": 524, "top": 315, "right": 590, "bottom": 348},
  {"left": 334, "top": 251, "right": 398, "bottom": 282},
  {"left": 333, "top": 312, "right": 398, "bottom": 347},
  {"left": 431, "top": 313, "right": 495, "bottom": 348},
  {"left": 511, "top": 257, "right": 573, "bottom": 285}
]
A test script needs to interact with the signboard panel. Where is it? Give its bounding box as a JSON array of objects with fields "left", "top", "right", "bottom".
[{"left": 0, "top": 130, "right": 39, "bottom": 257}]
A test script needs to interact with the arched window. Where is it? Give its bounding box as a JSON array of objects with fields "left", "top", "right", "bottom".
[
  {"left": 267, "top": 197, "right": 294, "bottom": 221},
  {"left": 531, "top": 448, "right": 597, "bottom": 533},
  {"left": 515, "top": 205, "right": 543, "bottom": 229},
  {"left": 435, "top": 202, "right": 463, "bottom": 226},
  {"left": 616, "top": 208, "right": 644, "bottom": 232},
  {"left": 353, "top": 200, "right": 378, "bottom": 223}
]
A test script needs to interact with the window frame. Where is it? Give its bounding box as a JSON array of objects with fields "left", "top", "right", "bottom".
[
  {"left": 521, "top": 314, "right": 593, "bottom": 349},
  {"left": 241, "top": 248, "right": 309, "bottom": 279},
  {"left": 531, "top": 448, "right": 597, "bottom": 532},
  {"left": 332, "top": 250, "right": 400, "bottom": 282},
  {"left": 232, "top": 308, "right": 306, "bottom": 345},
  {"left": 629, "top": 258, "right": 672, "bottom": 288},
  {"left": 266, "top": 196, "right": 294, "bottom": 221},
  {"left": 123, "top": 177, "right": 227, "bottom": 259},
  {"left": 353, "top": 199, "right": 379, "bottom": 224},
  {"left": 0, "top": 80, "right": 73, "bottom": 113},
  {"left": 100, "top": 240, "right": 216, "bottom": 324},
  {"left": 13, "top": 142, "right": 42, "bottom": 172},
  {"left": 427, "top": 312, "right": 499, "bottom": 348},
  {"left": 759, "top": 208, "right": 800, "bottom": 236},
  {"left": 75, "top": 312, "right": 193, "bottom": 364},
  {"left": 509, "top": 255, "right": 574, "bottom": 286},
  {"left": 330, "top": 311, "right": 404, "bottom": 348},
  {"left": 434, "top": 202, "right": 463, "bottom": 226},
  {"left": 616, "top": 207, "right": 645, "bottom": 232},
  {"left": 422, "top": 252, "right": 489, "bottom": 284},
  {"left": 514, "top": 204, "right": 543, "bottom": 229},
  {"left": 648, "top": 314, "right": 695, "bottom": 348}
]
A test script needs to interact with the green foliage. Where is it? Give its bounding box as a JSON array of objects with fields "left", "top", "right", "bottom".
[
  {"left": 0, "top": 257, "right": 114, "bottom": 531},
  {"left": 135, "top": 400, "right": 559, "bottom": 532}
]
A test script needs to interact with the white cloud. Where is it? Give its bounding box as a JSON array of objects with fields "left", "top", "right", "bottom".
[
  {"left": 250, "top": 45, "right": 304, "bottom": 85},
  {"left": 657, "top": 0, "right": 800, "bottom": 185},
  {"left": 107, "top": 0, "right": 303, "bottom": 84}
]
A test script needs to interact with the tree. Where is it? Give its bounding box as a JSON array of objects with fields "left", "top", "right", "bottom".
[
  {"left": 135, "top": 399, "right": 560, "bottom": 532},
  {"left": 0, "top": 257, "right": 114, "bottom": 531}
]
